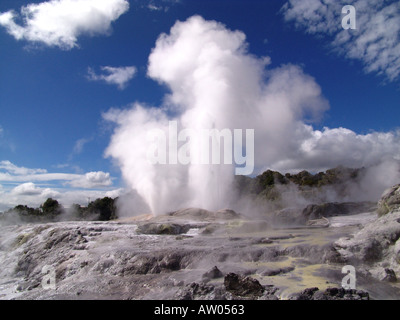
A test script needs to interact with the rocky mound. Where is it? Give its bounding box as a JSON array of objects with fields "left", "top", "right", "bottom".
[
  {"left": 224, "top": 273, "right": 265, "bottom": 298},
  {"left": 168, "top": 208, "right": 215, "bottom": 220},
  {"left": 335, "top": 185, "right": 400, "bottom": 283},
  {"left": 137, "top": 223, "right": 191, "bottom": 235},
  {"left": 169, "top": 208, "right": 241, "bottom": 221},
  {"left": 377, "top": 184, "right": 400, "bottom": 216},
  {"left": 335, "top": 210, "right": 400, "bottom": 280},
  {"left": 273, "top": 202, "right": 376, "bottom": 226}
]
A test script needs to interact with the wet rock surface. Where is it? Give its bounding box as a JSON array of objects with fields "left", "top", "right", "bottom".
[{"left": 0, "top": 206, "right": 399, "bottom": 300}]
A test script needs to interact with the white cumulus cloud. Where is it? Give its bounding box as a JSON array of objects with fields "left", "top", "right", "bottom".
[
  {"left": 87, "top": 66, "right": 137, "bottom": 89},
  {"left": 282, "top": 0, "right": 400, "bottom": 82},
  {"left": 270, "top": 126, "right": 400, "bottom": 173},
  {"left": 0, "top": 0, "right": 129, "bottom": 49},
  {"left": 11, "top": 182, "right": 56, "bottom": 196},
  {"left": 68, "top": 171, "right": 113, "bottom": 188}
]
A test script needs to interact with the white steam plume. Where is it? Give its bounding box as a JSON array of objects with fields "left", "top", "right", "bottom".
[{"left": 104, "top": 16, "right": 400, "bottom": 215}]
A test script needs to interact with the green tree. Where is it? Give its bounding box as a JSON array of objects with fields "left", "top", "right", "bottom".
[
  {"left": 11, "top": 205, "right": 40, "bottom": 216},
  {"left": 40, "top": 198, "right": 63, "bottom": 216},
  {"left": 87, "top": 197, "right": 117, "bottom": 221}
]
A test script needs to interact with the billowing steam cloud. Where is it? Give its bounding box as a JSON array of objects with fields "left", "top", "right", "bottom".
[{"left": 104, "top": 16, "right": 400, "bottom": 215}]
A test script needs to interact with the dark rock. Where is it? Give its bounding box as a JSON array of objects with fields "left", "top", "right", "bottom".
[
  {"left": 325, "top": 287, "right": 340, "bottom": 297},
  {"left": 73, "top": 244, "right": 87, "bottom": 250},
  {"left": 292, "top": 287, "right": 319, "bottom": 300},
  {"left": 175, "top": 282, "right": 230, "bottom": 300},
  {"left": 290, "top": 287, "right": 369, "bottom": 300},
  {"left": 322, "top": 245, "right": 345, "bottom": 263},
  {"left": 259, "top": 285, "right": 279, "bottom": 300},
  {"left": 175, "top": 235, "right": 192, "bottom": 240},
  {"left": 252, "top": 238, "right": 274, "bottom": 245},
  {"left": 215, "top": 209, "right": 241, "bottom": 220},
  {"left": 159, "top": 253, "right": 181, "bottom": 271},
  {"left": 119, "top": 251, "right": 190, "bottom": 275},
  {"left": 302, "top": 202, "right": 375, "bottom": 221},
  {"left": 137, "top": 223, "right": 191, "bottom": 235},
  {"left": 379, "top": 268, "right": 397, "bottom": 283},
  {"left": 75, "top": 234, "right": 88, "bottom": 244},
  {"left": 224, "top": 273, "right": 264, "bottom": 297},
  {"left": 16, "top": 281, "right": 31, "bottom": 292},
  {"left": 261, "top": 266, "right": 294, "bottom": 277},
  {"left": 190, "top": 282, "right": 216, "bottom": 296},
  {"left": 274, "top": 202, "right": 375, "bottom": 226},
  {"left": 176, "top": 288, "right": 194, "bottom": 300},
  {"left": 268, "top": 234, "right": 295, "bottom": 241},
  {"left": 202, "top": 266, "right": 224, "bottom": 281},
  {"left": 361, "top": 239, "right": 383, "bottom": 263}
]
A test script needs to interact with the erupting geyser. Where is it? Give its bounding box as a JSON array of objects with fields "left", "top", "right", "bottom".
[{"left": 104, "top": 16, "right": 400, "bottom": 216}]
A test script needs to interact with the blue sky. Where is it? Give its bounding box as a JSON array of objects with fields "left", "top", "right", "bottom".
[{"left": 0, "top": 0, "right": 399, "bottom": 211}]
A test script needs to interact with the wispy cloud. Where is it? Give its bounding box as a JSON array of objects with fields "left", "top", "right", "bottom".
[
  {"left": 0, "top": 127, "right": 16, "bottom": 152},
  {"left": 0, "top": 160, "right": 47, "bottom": 175},
  {"left": 138, "top": 0, "right": 181, "bottom": 12},
  {"left": 73, "top": 138, "right": 89, "bottom": 155},
  {"left": 87, "top": 66, "right": 137, "bottom": 90},
  {"left": 69, "top": 137, "right": 94, "bottom": 160},
  {"left": 148, "top": 4, "right": 163, "bottom": 11},
  {"left": 282, "top": 0, "right": 400, "bottom": 82},
  {"left": 0, "top": 0, "right": 129, "bottom": 50}
]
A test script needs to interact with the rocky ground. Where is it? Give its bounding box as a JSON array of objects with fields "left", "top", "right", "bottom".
[
  {"left": 0, "top": 199, "right": 400, "bottom": 300},
  {"left": 335, "top": 185, "right": 400, "bottom": 286}
]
